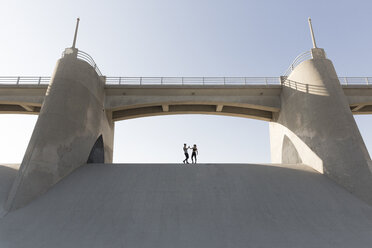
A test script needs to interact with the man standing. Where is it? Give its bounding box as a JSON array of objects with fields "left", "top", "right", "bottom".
[{"left": 183, "top": 144, "right": 190, "bottom": 164}]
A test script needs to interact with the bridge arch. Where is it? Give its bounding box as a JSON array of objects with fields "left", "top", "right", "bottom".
[{"left": 111, "top": 101, "right": 276, "bottom": 122}]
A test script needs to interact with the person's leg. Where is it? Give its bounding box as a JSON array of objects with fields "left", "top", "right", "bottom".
[{"left": 186, "top": 153, "right": 189, "bottom": 164}]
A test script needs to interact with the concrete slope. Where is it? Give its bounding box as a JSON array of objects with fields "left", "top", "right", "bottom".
[
  {"left": 0, "top": 164, "right": 19, "bottom": 215},
  {"left": 1, "top": 163, "right": 372, "bottom": 248}
]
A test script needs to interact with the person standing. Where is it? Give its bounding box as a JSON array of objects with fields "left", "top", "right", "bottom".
[
  {"left": 191, "top": 144, "right": 198, "bottom": 164},
  {"left": 183, "top": 144, "right": 190, "bottom": 164}
]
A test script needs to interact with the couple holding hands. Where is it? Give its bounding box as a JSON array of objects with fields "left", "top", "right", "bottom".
[{"left": 183, "top": 144, "right": 198, "bottom": 164}]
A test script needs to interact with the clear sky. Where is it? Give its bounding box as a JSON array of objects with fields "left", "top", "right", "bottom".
[{"left": 0, "top": 0, "right": 371, "bottom": 164}]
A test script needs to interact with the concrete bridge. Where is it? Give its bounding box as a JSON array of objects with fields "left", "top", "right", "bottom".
[
  {"left": 2, "top": 45, "right": 372, "bottom": 213},
  {"left": 1, "top": 77, "right": 372, "bottom": 120},
  {"left": 1, "top": 18, "right": 372, "bottom": 247}
]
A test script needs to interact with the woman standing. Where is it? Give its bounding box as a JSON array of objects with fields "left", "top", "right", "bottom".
[{"left": 191, "top": 144, "right": 198, "bottom": 164}]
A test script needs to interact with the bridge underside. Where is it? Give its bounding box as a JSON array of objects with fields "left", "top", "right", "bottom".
[
  {"left": 0, "top": 104, "right": 41, "bottom": 115},
  {"left": 350, "top": 104, "right": 372, "bottom": 114},
  {"left": 1, "top": 102, "right": 371, "bottom": 118},
  {"left": 112, "top": 104, "right": 274, "bottom": 121}
]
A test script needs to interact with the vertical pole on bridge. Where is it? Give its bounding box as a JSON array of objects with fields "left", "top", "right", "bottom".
[
  {"left": 72, "top": 18, "right": 80, "bottom": 49},
  {"left": 308, "top": 17, "right": 317, "bottom": 49}
]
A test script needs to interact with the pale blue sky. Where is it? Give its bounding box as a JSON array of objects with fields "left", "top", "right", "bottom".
[{"left": 0, "top": 0, "right": 371, "bottom": 163}]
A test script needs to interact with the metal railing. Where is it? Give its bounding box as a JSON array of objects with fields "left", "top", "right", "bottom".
[
  {"left": 77, "top": 50, "right": 102, "bottom": 76},
  {"left": 283, "top": 51, "right": 313, "bottom": 76},
  {"left": 0, "top": 76, "right": 371, "bottom": 86},
  {"left": 105, "top": 77, "right": 282, "bottom": 85},
  {"left": 61, "top": 49, "right": 103, "bottom": 77},
  {"left": 0, "top": 76, "right": 51, "bottom": 85},
  {"left": 338, "top": 77, "right": 371, "bottom": 85}
]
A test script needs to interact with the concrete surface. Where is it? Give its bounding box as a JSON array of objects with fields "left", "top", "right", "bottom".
[
  {"left": 1, "top": 84, "right": 372, "bottom": 116},
  {"left": 1, "top": 163, "right": 372, "bottom": 248},
  {"left": 5, "top": 49, "right": 114, "bottom": 211},
  {"left": 270, "top": 48, "right": 372, "bottom": 205},
  {"left": 0, "top": 164, "right": 19, "bottom": 216}
]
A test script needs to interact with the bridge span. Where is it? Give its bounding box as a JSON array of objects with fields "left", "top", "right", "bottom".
[{"left": 1, "top": 78, "right": 372, "bottom": 120}]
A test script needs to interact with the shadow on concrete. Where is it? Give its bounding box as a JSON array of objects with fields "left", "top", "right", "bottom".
[
  {"left": 87, "top": 135, "right": 104, "bottom": 164},
  {"left": 1, "top": 163, "right": 372, "bottom": 247},
  {"left": 282, "top": 79, "right": 329, "bottom": 96}
]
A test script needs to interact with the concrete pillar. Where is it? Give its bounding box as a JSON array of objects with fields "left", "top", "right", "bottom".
[
  {"left": 5, "top": 48, "right": 114, "bottom": 211},
  {"left": 270, "top": 48, "right": 372, "bottom": 205}
]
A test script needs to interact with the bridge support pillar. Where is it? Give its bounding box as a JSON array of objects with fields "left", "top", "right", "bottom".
[
  {"left": 5, "top": 48, "right": 114, "bottom": 211},
  {"left": 270, "top": 48, "right": 372, "bottom": 205}
]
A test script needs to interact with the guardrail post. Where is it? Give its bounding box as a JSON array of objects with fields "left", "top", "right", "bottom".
[
  {"left": 344, "top": 78, "right": 348, "bottom": 85},
  {"left": 265, "top": 77, "right": 268, "bottom": 85},
  {"left": 365, "top": 77, "right": 369, "bottom": 85},
  {"left": 203, "top": 77, "right": 205, "bottom": 85},
  {"left": 224, "top": 77, "right": 226, "bottom": 85},
  {"left": 38, "top": 77, "right": 41, "bottom": 85},
  {"left": 244, "top": 77, "right": 247, "bottom": 85},
  {"left": 17, "top": 77, "right": 20, "bottom": 85},
  {"left": 280, "top": 76, "right": 286, "bottom": 85},
  {"left": 182, "top": 77, "right": 184, "bottom": 85},
  {"left": 161, "top": 77, "right": 163, "bottom": 85},
  {"left": 119, "top": 77, "right": 121, "bottom": 85},
  {"left": 140, "top": 77, "right": 142, "bottom": 85}
]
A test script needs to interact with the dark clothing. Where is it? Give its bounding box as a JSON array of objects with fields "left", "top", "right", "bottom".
[
  {"left": 191, "top": 152, "right": 197, "bottom": 163},
  {"left": 183, "top": 151, "right": 189, "bottom": 163}
]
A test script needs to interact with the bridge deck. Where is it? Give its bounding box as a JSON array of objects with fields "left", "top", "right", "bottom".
[{"left": 0, "top": 84, "right": 372, "bottom": 117}]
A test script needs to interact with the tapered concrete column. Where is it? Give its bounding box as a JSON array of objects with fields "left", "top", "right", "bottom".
[
  {"left": 270, "top": 48, "right": 372, "bottom": 204},
  {"left": 5, "top": 48, "right": 114, "bottom": 211}
]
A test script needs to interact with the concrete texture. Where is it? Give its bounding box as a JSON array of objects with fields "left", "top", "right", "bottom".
[
  {"left": 5, "top": 49, "right": 114, "bottom": 211},
  {"left": 0, "top": 165, "right": 19, "bottom": 216},
  {"left": 270, "top": 48, "right": 372, "bottom": 205},
  {"left": 1, "top": 163, "right": 372, "bottom": 248}
]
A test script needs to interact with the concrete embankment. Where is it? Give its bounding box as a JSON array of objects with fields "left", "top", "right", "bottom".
[{"left": 1, "top": 163, "right": 372, "bottom": 248}]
